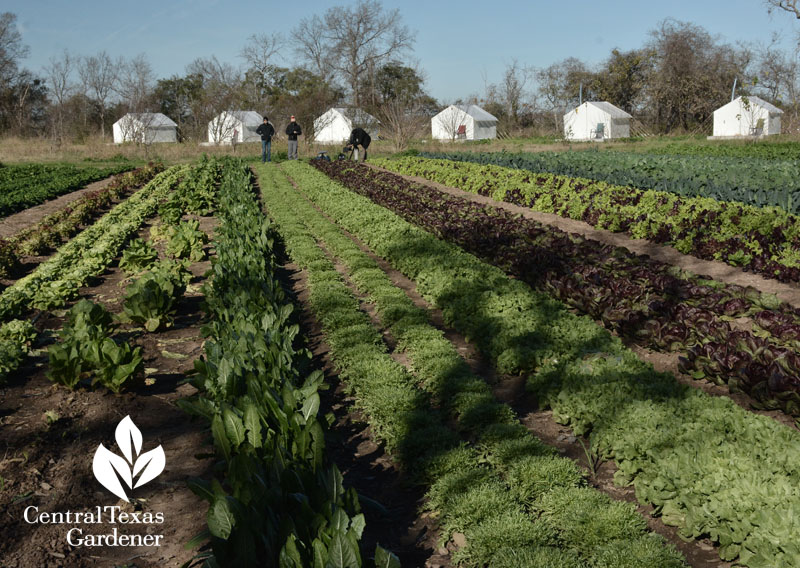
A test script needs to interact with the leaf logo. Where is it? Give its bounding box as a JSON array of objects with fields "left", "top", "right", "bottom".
[{"left": 93, "top": 415, "right": 165, "bottom": 502}]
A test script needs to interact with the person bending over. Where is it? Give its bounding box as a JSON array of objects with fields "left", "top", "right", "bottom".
[{"left": 345, "top": 127, "right": 371, "bottom": 161}]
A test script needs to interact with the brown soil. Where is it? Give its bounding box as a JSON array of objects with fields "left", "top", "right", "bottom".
[
  {"left": 0, "top": 215, "right": 217, "bottom": 568},
  {"left": 0, "top": 177, "right": 115, "bottom": 240},
  {"left": 372, "top": 165, "right": 800, "bottom": 308}
]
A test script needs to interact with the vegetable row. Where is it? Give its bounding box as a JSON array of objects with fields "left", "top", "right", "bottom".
[
  {"left": 0, "top": 167, "right": 184, "bottom": 384},
  {"left": 417, "top": 149, "right": 800, "bottom": 214},
  {"left": 0, "top": 163, "right": 164, "bottom": 279},
  {"left": 325, "top": 160, "right": 800, "bottom": 419},
  {"left": 304, "top": 159, "right": 800, "bottom": 567},
  {"left": 635, "top": 140, "right": 800, "bottom": 160},
  {"left": 178, "top": 158, "right": 379, "bottom": 567},
  {"left": 377, "top": 156, "right": 800, "bottom": 283},
  {"left": 0, "top": 162, "right": 134, "bottom": 218},
  {"left": 258, "top": 161, "right": 685, "bottom": 567},
  {"left": 0, "top": 166, "right": 184, "bottom": 322}
]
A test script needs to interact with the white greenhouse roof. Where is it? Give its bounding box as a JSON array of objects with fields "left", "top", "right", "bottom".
[
  {"left": 332, "top": 107, "right": 378, "bottom": 124},
  {"left": 723, "top": 96, "right": 783, "bottom": 115},
  {"left": 582, "top": 102, "right": 632, "bottom": 119},
  {"left": 451, "top": 104, "right": 498, "bottom": 122},
  {"left": 223, "top": 110, "right": 264, "bottom": 125},
  {"left": 124, "top": 113, "right": 176, "bottom": 127}
]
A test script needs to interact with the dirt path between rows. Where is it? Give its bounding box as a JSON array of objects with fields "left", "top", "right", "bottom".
[
  {"left": 371, "top": 165, "right": 800, "bottom": 308},
  {"left": 0, "top": 215, "right": 216, "bottom": 568},
  {"left": 283, "top": 170, "right": 727, "bottom": 568},
  {"left": 0, "top": 177, "right": 115, "bottom": 240}
]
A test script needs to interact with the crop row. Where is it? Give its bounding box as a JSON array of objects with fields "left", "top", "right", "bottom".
[
  {"left": 0, "top": 163, "right": 164, "bottom": 279},
  {"left": 303, "top": 159, "right": 800, "bottom": 567},
  {"left": 259, "top": 161, "right": 685, "bottom": 567},
  {"left": 0, "top": 162, "right": 134, "bottom": 218},
  {"left": 323, "top": 160, "right": 800, "bottom": 419},
  {"left": 418, "top": 150, "right": 800, "bottom": 214},
  {"left": 177, "top": 158, "right": 376, "bottom": 567},
  {"left": 0, "top": 166, "right": 184, "bottom": 322},
  {"left": 0, "top": 167, "right": 185, "bottom": 384},
  {"left": 379, "top": 156, "right": 800, "bottom": 283},
  {"left": 638, "top": 140, "right": 800, "bottom": 160}
]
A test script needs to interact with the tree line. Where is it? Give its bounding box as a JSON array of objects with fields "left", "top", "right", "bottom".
[{"left": 1, "top": 1, "right": 799, "bottom": 145}]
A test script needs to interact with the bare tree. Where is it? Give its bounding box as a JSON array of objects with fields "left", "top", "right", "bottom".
[
  {"left": 0, "top": 12, "right": 28, "bottom": 84},
  {"left": 240, "top": 33, "right": 284, "bottom": 76},
  {"left": 375, "top": 98, "right": 426, "bottom": 150},
  {"left": 434, "top": 104, "right": 469, "bottom": 142},
  {"left": 293, "top": 0, "right": 415, "bottom": 109},
  {"left": 766, "top": 0, "right": 800, "bottom": 18},
  {"left": 755, "top": 39, "right": 800, "bottom": 130},
  {"left": 117, "top": 53, "right": 154, "bottom": 113},
  {"left": 535, "top": 63, "right": 570, "bottom": 132},
  {"left": 185, "top": 56, "right": 243, "bottom": 142},
  {"left": 239, "top": 33, "right": 284, "bottom": 111},
  {"left": 499, "top": 59, "right": 532, "bottom": 126},
  {"left": 78, "top": 51, "right": 118, "bottom": 139},
  {"left": 644, "top": 20, "right": 752, "bottom": 132},
  {"left": 43, "top": 50, "right": 74, "bottom": 143}
]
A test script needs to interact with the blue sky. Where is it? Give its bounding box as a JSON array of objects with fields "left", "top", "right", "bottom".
[{"left": 7, "top": 0, "right": 800, "bottom": 102}]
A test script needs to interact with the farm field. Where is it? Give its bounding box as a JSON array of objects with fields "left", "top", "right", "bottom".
[{"left": 2, "top": 148, "right": 800, "bottom": 567}]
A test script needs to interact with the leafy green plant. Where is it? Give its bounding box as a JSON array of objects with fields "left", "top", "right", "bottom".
[
  {"left": 0, "top": 162, "right": 134, "bottom": 218},
  {"left": 119, "top": 238, "right": 158, "bottom": 274},
  {"left": 178, "top": 158, "right": 367, "bottom": 566},
  {"left": 46, "top": 299, "right": 142, "bottom": 392},
  {"left": 165, "top": 220, "right": 208, "bottom": 261},
  {"left": 0, "top": 239, "right": 20, "bottom": 278},
  {"left": 0, "top": 319, "right": 37, "bottom": 383},
  {"left": 121, "top": 260, "right": 190, "bottom": 331},
  {"left": 0, "top": 165, "right": 185, "bottom": 322}
]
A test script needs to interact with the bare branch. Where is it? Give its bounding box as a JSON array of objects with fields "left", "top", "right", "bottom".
[{"left": 765, "top": 0, "right": 800, "bottom": 18}]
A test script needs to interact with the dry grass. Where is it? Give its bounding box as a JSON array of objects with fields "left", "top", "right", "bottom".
[{"left": 4, "top": 131, "right": 800, "bottom": 166}]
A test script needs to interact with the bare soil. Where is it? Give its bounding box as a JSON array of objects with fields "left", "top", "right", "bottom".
[
  {"left": 0, "top": 215, "right": 217, "bottom": 568},
  {"left": 0, "top": 177, "right": 115, "bottom": 240}
]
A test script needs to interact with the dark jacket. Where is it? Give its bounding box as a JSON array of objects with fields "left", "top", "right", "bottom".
[
  {"left": 286, "top": 121, "right": 302, "bottom": 140},
  {"left": 348, "top": 127, "right": 371, "bottom": 149},
  {"left": 256, "top": 122, "right": 274, "bottom": 141}
]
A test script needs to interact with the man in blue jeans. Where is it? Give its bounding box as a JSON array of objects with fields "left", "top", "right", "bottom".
[{"left": 256, "top": 116, "right": 275, "bottom": 162}]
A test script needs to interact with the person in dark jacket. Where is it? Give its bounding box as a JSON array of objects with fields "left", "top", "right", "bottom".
[
  {"left": 346, "top": 127, "right": 371, "bottom": 161},
  {"left": 285, "top": 115, "right": 302, "bottom": 160},
  {"left": 256, "top": 116, "right": 275, "bottom": 163}
]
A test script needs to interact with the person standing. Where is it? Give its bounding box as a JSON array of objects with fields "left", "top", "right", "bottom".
[
  {"left": 286, "top": 115, "right": 302, "bottom": 160},
  {"left": 256, "top": 116, "right": 275, "bottom": 163},
  {"left": 347, "top": 127, "right": 372, "bottom": 162}
]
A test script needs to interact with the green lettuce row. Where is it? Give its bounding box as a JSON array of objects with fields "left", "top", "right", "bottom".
[
  {"left": 285, "top": 160, "right": 800, "bottom": 567},
  {"left": 257, "top": 162, "right": 686, "bottom": 567},
  {"left": 0, "top": 167, "right": 184, "bottom": 383},
  {"left": 178, "top": 158, "right": 379, "bottom": 568},
  {"left": 633, "top": 140, "right": 800, "bottom": 160},
  {"left": 0, "top": 166, "right": 186, "bottom": 322},
  {"left": 0, "top": 163, "right": 165, "bottom": 278},
  {"left": 0, "top": 162, "right": 135, "bottom": 218},
  {"left": 374, "top": 156, "right": 800, "bottom": 280},
  {"left": 416, "top": 150, "right": 800, "bottom": 213}
]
